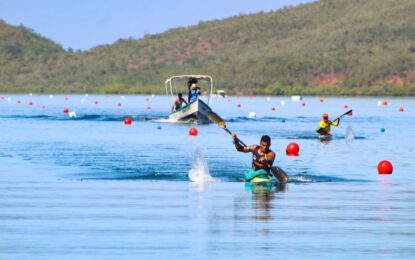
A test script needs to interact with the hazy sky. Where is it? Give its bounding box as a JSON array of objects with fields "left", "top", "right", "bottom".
[{"left": 0, "top": 0, "right": 314, "bottom": 50}]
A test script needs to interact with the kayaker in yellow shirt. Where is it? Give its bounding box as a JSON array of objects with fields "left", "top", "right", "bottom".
[{"left": 316, "top": 113, "right": 340, "bottom": 135}]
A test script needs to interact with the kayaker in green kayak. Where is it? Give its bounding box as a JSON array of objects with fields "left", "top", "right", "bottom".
[
  {"left": 316, "top": 113, "right": 340, "bottom": 136},
  {"left": 232, "top": 133, "right": 275, "bottom": 182}
]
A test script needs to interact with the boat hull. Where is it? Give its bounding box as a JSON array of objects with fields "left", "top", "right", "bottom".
[
  {"left": 319, "top": 134, "right": 332, "bottom": 141},
  {"left": 169, "top": 98, "right": 212, "bottom": 124}
]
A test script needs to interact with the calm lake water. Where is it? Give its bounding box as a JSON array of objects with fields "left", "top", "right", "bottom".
[{"left": 1, "top": 94, "right": 415, "bottom": 259}]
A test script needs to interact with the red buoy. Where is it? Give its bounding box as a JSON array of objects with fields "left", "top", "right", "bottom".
[
  {"left": 399, "top": 107, "right": 404, "bottom": 112},
  {"left": 63, "top": 108, "right": 69, "bottom": 114},
  {"left": 286, "top": 142, "right": 300, "bottom": 156},
  {"left": 146, "top": 106, "right": 151, "bottom": 110},
  {"left": 320, "top": 98, "right": 324, "bottom": 103},
  {"left": 236, "top": 104, "right": 241, "bottom": 108},
  {"left": 117, "top": 102, "right": 122, "bottom": 107},
  {"left": 189, "top": 128, "right": 198, "bottom": 136},
  {"left": 344, "top": 105, "right": 348, "bottom": 109},
  {"left": 17, "top": 100, "right": 21, "bottom": 104},
  {"left": 95, "top": 101, "right": 99, "bottom": 105},
  {"left": 146, "top": 98, "right": 150, "bottom": 102},
  {"left": 271, "top": 107, "right": 276, "bottom": 111},
  {"left": 377, "top": 160, "right": 393, "bottom": 174},
  {"left": 382, "top": 101, "right": 388, "bottom": 106},
  {"left": 301, "top": 102, "right": 306, "bottom": 107},
  {"left": 29, "top": 101, "right": 33, "bottom": 106},
  {"left": 124, "top": 117, "right": 132, "bottom": 125}
]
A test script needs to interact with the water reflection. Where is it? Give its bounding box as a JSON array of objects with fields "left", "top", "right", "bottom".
[{"left": 245, "top": 182, "right": 288, "bottom": 222}]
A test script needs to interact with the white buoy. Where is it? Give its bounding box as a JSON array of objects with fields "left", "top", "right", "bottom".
[
  {"left": 85, "top": 93, "right": 89, "bottom": 97},
  {"left": 121, "top": 96, "right": 125, "bottom": 100},
  {"left": 69, "top": 111, "right": 77, "bottom": 118},
  {"left": 291, "top": 95, "right": 302, "bottom": 101},
  {"left": 281, "top": 100, "right": 286, "bottom": 106},
  {"left": 377, "top": 100, "right": 382, "bottom": 106},
  {"left": 248, "top": 112, "right": 257, "bottom": 119},
  {"left": 7, "top": 97, "right": 11, "bottom": 102},
  {"left": 266, "top": 97, "right": 271, "bottom": 101},
  {"left": 81, "top": 98, "right": 86, "bottom": 103},
  {"left": 49, "top": 95, "right": 54, "bottom": 99},
  {"left": 151, "top": 94, "right": 155, "bottom": 98}
]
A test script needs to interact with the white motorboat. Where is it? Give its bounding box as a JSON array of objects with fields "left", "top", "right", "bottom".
[{"left": 165, "top": 75, "right": 214, "bottom": 124}]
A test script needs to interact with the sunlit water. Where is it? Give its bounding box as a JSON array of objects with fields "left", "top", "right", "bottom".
[{"left": 1, "top": 94, "right": 415, "bottom": 259}]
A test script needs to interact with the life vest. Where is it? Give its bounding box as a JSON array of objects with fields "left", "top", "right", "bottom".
[{"left": 189, "top": 89, "right": 199, "bottom": 103}]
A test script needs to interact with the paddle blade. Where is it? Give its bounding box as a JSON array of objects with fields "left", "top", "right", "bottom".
[
  {"left": 341, "top": 109, "right": 353, "bottom": 117},
  {"left": 271, "top": 166, "right": 289, "bottom": 183},
  {"left": 207, "top": 111, "right": 226, "bottom": 128}
]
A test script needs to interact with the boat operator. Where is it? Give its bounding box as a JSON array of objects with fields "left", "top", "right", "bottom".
[
  {"left": 187, "top": 78, "right": 201, "bottom": 103},
  {"left": 232, "top": 133, "right": 275, "bottom": 182}
]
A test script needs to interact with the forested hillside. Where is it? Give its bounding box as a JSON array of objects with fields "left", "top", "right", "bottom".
[{"left": 1, "top": 0, "right": 415, "bottom": 95}]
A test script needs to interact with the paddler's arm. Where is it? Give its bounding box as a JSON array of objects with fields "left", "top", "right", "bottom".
[
  {"left": 261, "top": 152, "right": 275, "bottom": 167},
  {"left": 331, "top": 118, "right": 340, "bottom": 126},
  {"left": 231, "top": 133, "right": 251, "bottom": 153}
]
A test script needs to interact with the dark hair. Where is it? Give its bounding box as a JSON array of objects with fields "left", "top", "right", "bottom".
[
  {"left": 178, "top": 92, "right": 182, "bottom": 96},
  {"left": 188, "top": 77, "right": 198, "bottom": 84},
  {"left": 260, "top": 135, "right": 271, "bottom": 143}
]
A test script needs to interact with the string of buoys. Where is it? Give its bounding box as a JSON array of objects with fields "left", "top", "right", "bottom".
[{"left": 3, "top": 94, "right": 407, "bottom": 177}]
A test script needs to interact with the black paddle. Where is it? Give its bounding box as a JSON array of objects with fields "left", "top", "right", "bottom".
[
  {"left": 207, "top": 111, "right": 288, "bottom": 183},
  {"left": 317, "top": 109, "right": 353, "bottom": 134}
]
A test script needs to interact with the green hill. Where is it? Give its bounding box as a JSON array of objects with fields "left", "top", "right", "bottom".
[{"left": 1, "top": 0, "right": 415, "bottom": 95}]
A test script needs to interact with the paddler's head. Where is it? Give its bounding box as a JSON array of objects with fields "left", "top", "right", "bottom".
[
  {"left": 322, "top": 113, "right": 329, "bottom": 122},
  {"left": 259, "top": 135, "right": 271, "bottom": 153},
  {"left": 178, "top": 93, "right": 183, "bottom": 98}
]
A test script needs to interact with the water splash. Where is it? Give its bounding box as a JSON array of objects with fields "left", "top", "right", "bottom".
[
  {"left": 346, "top": 124, "right": 355, "bottom": 142},
  {"left": 188, "top": 149, "right": 217, "bottom": 183}
]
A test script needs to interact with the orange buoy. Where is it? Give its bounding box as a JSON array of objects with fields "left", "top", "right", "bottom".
[
  {"left": 63, "top": 108, "right": 69, "bottom": 114},
  {"left": 377, "top": 160, "right": 393, "bottom": 174},
  {"left": 189, "top": 128, "right": 198, "bottom": 136},
  {"left": 124, "top": 117, "right": 132, "bottom": 125},
  {"left": 286, "top": 142, "right": 300, "bottom": 156},
  {"left": 399, "top": 107, "right": 404, "bottom": 112}
]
